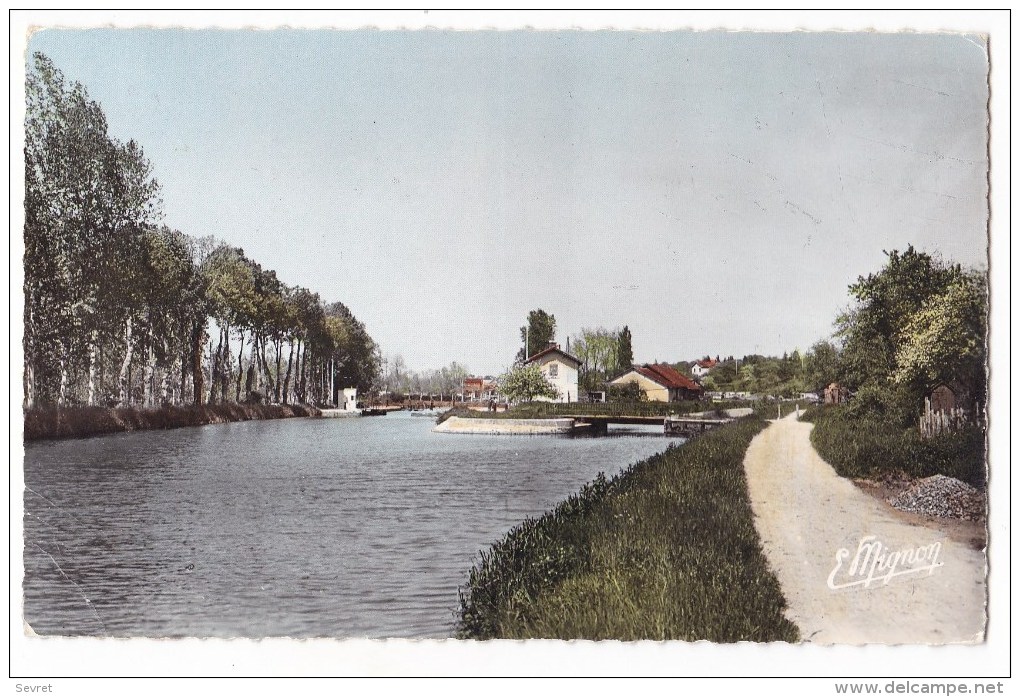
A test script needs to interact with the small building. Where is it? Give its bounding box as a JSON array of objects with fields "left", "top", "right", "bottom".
[
  {"left": 342, "top": 387, "right": 358, "bottom": 412},
  {"left": 463, "top": 376, "right": 500, "bottom": 402},
  {"left": 927, "top": 381, "right": 973, "bottom": 414},
  {"left": 462, "top": 377, "right": 485, "bottom": 401},
  {"left": 690, "top": 358, "right": 718, "bottom": 378},
  {"left": 524, "top": 343, "right": 581, "bottom": 403},
  {"left": 610, "top": 363, "right": 703, "bottom": 402},
  {"left": 823, "top": 383, "right": 848, "bottom": 405}
]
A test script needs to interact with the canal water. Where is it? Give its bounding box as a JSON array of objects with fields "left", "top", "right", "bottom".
[{"left": 22, "top": 411, "right": 683, "bottom": 638}]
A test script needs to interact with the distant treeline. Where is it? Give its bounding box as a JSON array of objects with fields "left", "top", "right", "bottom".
[{"left": 23, "top": 52, "right": 379, "bottom": 410}]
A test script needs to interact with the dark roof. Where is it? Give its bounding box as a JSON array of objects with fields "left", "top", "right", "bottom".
[
  {"left": 525, "top": 345, "right": 581, "bottom": 367},
  {"left": 695, "top": 358, "right": 718, "bottom": 368},
  {"left": 635, "top": 364, "right": 702, "bottom": 392}
]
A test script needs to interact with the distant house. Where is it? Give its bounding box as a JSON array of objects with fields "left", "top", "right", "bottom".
[
  {"left": 462, "top": 376, "right": 499, "bottom": 402},
  {"left": 525, "top": 343, "right": 580, "bottom": 403},
  {"left": 463, "top": 377, "right": 484, "bottom": 400},
  {"left": 691, "top": 358, "right": 718, "bottom": 379},
  {"left": 610, "top": 363, "right": 703, "bottom": 402}
]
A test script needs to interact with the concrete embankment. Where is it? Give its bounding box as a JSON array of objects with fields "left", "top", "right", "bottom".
[
  {"left": 434, "top": 416, "right": 575, "bottom": 435},
  {"left": 690, "top": 407, "right": 755, "bottom": 418},
  {"left": 23, "top": 403, "right": 321, "bottom": 441},
  {"left": 318, "top": 408, "right": 360, "bottom": 418}
]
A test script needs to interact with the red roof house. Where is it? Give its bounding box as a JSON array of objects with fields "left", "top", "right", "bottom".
[{"left": 610, "top": 363, "right": 703, "bottom": 402}]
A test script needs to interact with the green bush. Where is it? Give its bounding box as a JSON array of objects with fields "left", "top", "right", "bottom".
[
  {"left": 608, "top": 382, "right": 646, "bottom": 402},
  {"left": 843, "top": 383, "right": 916, "bottom": 428},
  {"left": 807, "top": 405, "right": 986, "bottom": 489}
]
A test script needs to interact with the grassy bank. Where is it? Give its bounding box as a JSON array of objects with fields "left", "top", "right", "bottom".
[
  {"left": 440, "top": 399, "right": 808, "bottom": 425},
  {"left": 457, "top": 415, "right": 799, "bottom": 642},
  {"left": 801, "top": 405, "right": 986, "bottom": 489},
  {"left": 23, "top": 403, "right": 321, "bottom": 442},
  {"left": 448, "top": 399, "right": 755, "bottom": 420}
]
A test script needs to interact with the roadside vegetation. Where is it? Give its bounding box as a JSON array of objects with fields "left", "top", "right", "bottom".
[
  {"left": 457, "top": 416, "right": 799, "bottom": 642},
  {"left": 797, "top": 246, "right": 987, "bottom": 490},
  {"left": 801, "top": 405, "right": 985, "bottom": 489}
]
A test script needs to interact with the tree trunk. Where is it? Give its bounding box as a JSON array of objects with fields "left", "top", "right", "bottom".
[
  {"left": 220, "top": 325, "right": 231, "bottom": 403},
  {"left": 234, "top": 330, "right": 246, "bottom": 403},
  {"left": 251, "top": 334, "right": 261, "bottom": 394},
  {"left": 297, "top": 340, "right": 306, "bottom": 403},
  {"left": 86, "top": 330, "right": 99, "bottom": 406},
  {"left": 23, "top": 297, "right": 35, "bottom": 408},
  {"left": 190, "top": 322, "right": 204, "bottom": 405},
  {"left": 282, "top": 339, "right": 295, "bottom": 405},
  {"left": 209, "top": 327, "right": 223, "bottom": 405},
  {"left": 118, "top": 316, "right": 134, "bottom": 406},
  {"left": 245, "top": 364, "right": 255, "bottom": 402},
  {"left": 58, "top": 347, "right": 69, "bottom": 407},
  {"left": 274, "top": 338, "right": 283, "bottom": 403},
  {"left": 181, "top": 345, "right": 188, "bottom": 406},
  {"left": 259, "top": 335, "right": 276, "bottom": 400},
  {"left": 143, "top": 338, "right": 155, "bottom": 408},
  {"left": 24, "top": 358, "right": 35, "bottom": 409},
  {"left": 160, "top": 337, "right": 172, "bottom": 406}
]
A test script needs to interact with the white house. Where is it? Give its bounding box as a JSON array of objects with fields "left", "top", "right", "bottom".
[
  {"left": 524, "top": 343, "right": 580, "bottom": 403},
  {"left": 690, "top": 358, "right": 718, "bottom": 379}
]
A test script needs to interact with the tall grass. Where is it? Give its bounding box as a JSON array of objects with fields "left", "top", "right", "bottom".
[
  {"left": 457, "top": 416, "right": 799, "bottom": 642},
  {"left": 802, "top": 405, "right": 986, "bottom": 489},
  {"left": 23, "top": 403, "right": 322, "bottom": 441}
]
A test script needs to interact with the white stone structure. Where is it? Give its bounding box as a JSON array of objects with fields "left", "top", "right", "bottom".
[{"left": 342, "top": 387, "right": 358, "bottom": 412}]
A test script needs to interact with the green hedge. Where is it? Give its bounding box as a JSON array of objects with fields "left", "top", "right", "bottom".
[{"left": 804, "top": 405, "right": 986, "bottom": 489}]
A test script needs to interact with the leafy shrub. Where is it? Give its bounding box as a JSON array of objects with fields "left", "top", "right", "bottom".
[
  {"left": 808, "top": 405, "right": 986, "bottom": 488},
  {"left": 843, "top": 383, "right": 916, "bottom": 428},
  {"left": 608, "top": 381, "right": 646, "bottom": 402}
]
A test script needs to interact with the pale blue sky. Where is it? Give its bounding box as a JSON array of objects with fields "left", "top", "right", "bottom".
[{"left": 26, "top": 29, "right": 989, "bottom": 375}]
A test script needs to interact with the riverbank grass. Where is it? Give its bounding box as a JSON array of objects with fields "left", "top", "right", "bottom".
[{"left": 457, "top": 416, "right": 799, "bottom": 641}]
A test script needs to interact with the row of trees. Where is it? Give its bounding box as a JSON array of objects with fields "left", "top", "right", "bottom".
[
  {"left": 502, "top": 254, "right": 984, "bottom": 415},
  {"left": 23, "top": 52, "right": 379, "bottom": 409},
  {"left": 700, "top": 247, "right": 987, "bottom": 425},
  {"left": 571, "top": 326, "right": 634, "bottom": 394},
  {"left": 378, "top": 354, "right": 471, "bottom": 401},
  {"left": 692, "top": 346, "right": 839, "bottom": 397}
]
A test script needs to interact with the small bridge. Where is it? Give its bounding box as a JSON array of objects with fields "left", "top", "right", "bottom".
[{"left": 565, "top": 407, "right": 753, "bottom": 436}]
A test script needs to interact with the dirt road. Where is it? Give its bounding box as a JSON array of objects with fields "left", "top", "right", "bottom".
[{"left": 743, "top": 414, "right": 986, "bottom": 644}]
